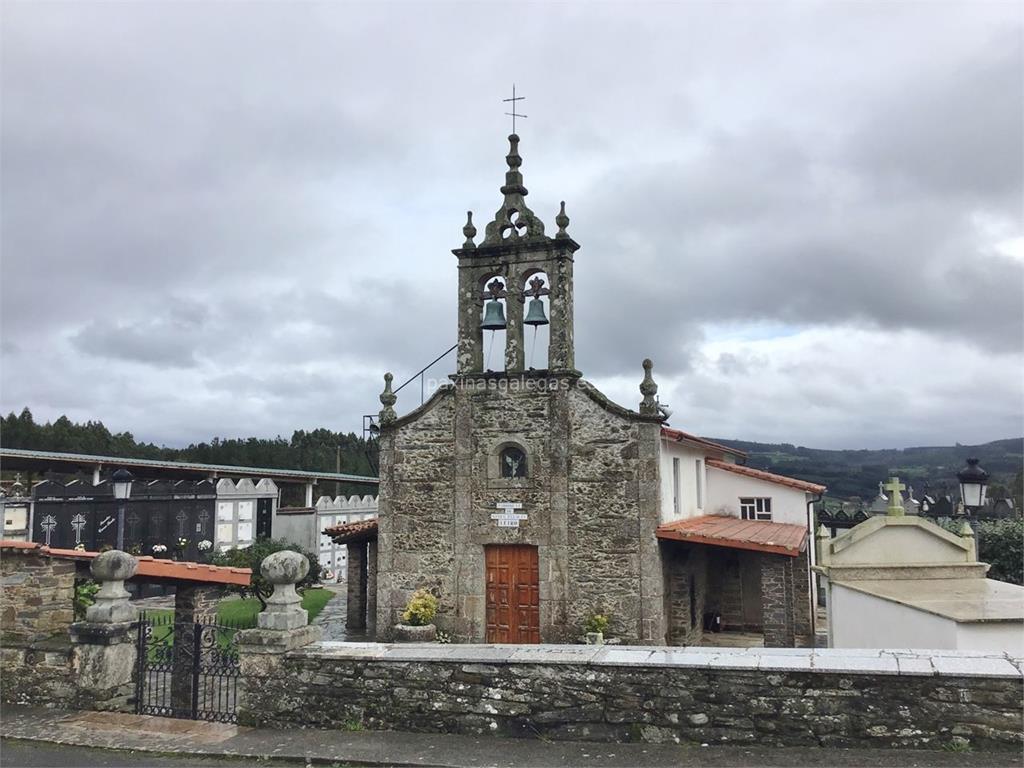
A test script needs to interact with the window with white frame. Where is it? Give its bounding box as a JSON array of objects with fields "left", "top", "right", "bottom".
[
  {"left": 695, "top": 459, "right": 704, "bottom": 509},
  {"left": 672, "top": 458, "right": 681, "bottom": 515},
  {"left": 740, "top": 497, "right": 772, "bottom": 521}
]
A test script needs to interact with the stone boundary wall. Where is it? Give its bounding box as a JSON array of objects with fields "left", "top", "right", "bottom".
[{"left": 240, "top": 643, "right": 1024, "bottom": 750}]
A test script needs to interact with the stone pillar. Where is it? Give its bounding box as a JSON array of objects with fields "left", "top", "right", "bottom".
[
  {"left": 68, "top": 550, "right": 138, "bottom": 711},
  {"left": 366, "top": 540, "right": 378, "bottom": 639},
  {"left": 236, "top": 550, "right": 322, "bottom": 727},
  {"left": 548, "top": 251, "right": 575, "bottom": 370},
  {"left": 792, "top": 547, "right": 813, "bottom": 644},
  {"left": 505, "top": 272, "right": 524, "bottom": 372},
  {"left": 169, "top": 583, "right": 223, "bottom": 716},
  {"left": 761, "top": 554, "right": 795, "bottom": 648},
  {"left": 346, "top": 542, "right": 367, "bottom": 631}
]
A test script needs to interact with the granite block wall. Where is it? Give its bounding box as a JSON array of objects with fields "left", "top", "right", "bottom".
[{"left": 239, "top": 644, "right": 1024, "bottom": 750}]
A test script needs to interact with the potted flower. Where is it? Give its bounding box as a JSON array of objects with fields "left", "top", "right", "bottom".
[
  {"left": 172, "top": 537, "right": 189, "bottom": 560},
  {"left": 394, "top": 588, "right": 439, "bottom": 642},
  {"left": 584, "top": 613, "right": 609, "bottom": 645},
  {"left": 151, "top": 543, "right": 168, "bottom": 557},
  {"left": 197, "top": 539, "right": 213, "bottom": 562}
]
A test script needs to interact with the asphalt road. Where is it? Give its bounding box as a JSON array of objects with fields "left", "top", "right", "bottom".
[{"left": 0, "top": 740, "right": 311, "bottom": 768}]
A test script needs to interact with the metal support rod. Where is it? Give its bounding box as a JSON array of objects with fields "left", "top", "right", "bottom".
[{"left": 116, "top": 499, "right": 126, "bottom": 550}]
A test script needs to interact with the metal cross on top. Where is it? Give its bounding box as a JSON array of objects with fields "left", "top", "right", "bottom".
[
  {"left": 884, "top": 476, "right": 906, "bottom": 516},
  {"left": 503, "top": 84, "right": 527, "bottom": 134}
]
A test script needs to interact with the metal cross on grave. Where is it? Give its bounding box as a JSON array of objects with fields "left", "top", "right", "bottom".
[
  {"left": 884, "top": 476, "right": 906, "bottom": 517},
  {"left": 71, "top": 513, "right": 87, "bottom": 545},
  {"left": 197, "top": 509, "right": 210, "bottom": 535},
  {"left": 40, "top": 515, "right": 57, "bottom": 546},
  {"left": 176, "top": 509, "right": 189, "bottom": 537},
  {"left": 126, "top": 511, "right": 141, "bottom": 541}
]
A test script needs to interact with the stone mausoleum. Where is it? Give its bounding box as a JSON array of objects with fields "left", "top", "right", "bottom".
[{"left": 334, "top": 134, "right": 823, "bottom": 647}]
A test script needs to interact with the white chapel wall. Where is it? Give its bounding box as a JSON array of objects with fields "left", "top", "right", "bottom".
[
  {"left": 659, "top": 441, "right": 707, "bottom": 522},
  {"left": 705, "top": 469, "right": 810, "bottom": 528}
]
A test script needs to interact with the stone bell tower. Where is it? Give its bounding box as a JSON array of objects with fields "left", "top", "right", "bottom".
[{"left": 453, "top": 134, "right": 579, "bottom": 373}]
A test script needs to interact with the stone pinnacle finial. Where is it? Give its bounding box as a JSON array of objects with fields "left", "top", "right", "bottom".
[
  {"left": 555, "top": 201, "right": 570, "bottom": 239},
  {"left": 482, "top": 135, "right": 545, "bottom": 245},
  {"left": 379, "top": 372, "right": 397, "bottom": 425},
  {"left": 639, "top": 358, "right": 659, "bottom": 415},
  {"left": 463, "top": 211, "right": 477, "bottom": 248}
]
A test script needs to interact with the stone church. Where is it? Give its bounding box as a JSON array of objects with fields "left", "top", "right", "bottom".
[{"left": 331, "top": 134, "right": 822, "bottom": 647}]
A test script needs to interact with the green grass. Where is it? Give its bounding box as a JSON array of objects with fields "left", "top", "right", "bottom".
[
  {"left": 217, "top": 588, "right": 333, "bottom": 626},
  {"left": 139, "top": 589, "right": 333, "bottom": 655}
]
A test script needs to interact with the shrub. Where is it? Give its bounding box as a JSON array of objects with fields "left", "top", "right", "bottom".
[
  {"left": 401, "top": 589, "right": 438, "bottom": 626},
  {"left": 210, "top": 537, "right": 320, "bottom": 608},
  {"left": 585, "top": 613, "right": 610, "bottom": 635},
  {"left": 73, "top": 579, "right": 99, "bottom": 620},
  {"left": 936, "top": 518, "right": 1023, "bottom": 585}
]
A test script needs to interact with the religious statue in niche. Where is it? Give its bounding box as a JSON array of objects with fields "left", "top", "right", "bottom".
[{"left": 500, "top": 446, "right": 527, "bottom": 478}]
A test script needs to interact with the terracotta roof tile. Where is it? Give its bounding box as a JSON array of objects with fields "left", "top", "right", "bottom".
[
  {"left": 656, "top": 514, "right": 808, "bottom": 556},
  {"left": 706, "top": 458, "right": 826, "bottom": 494},
  {"left": 0, "top": 540, "right": 251, "bottom": 586},
  {"left": 324, "top": 518, "right": 378, "bottom": 544}
]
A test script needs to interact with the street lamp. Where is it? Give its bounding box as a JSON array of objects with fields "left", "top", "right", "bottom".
[
  {"left": 111, "top": 468, "right": 134, "bottom": 550},
  {"left": 957, "top": 458, "right": 989, "bottom": 516}
]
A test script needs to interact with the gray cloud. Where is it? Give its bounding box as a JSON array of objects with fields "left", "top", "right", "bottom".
[{"left": 1, "top": 1, "right": 1021, "bottom": 448}]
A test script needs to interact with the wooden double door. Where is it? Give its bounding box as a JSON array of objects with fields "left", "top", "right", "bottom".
[{"left": 485, "top": 544, "right": 540, "bottom": 643}]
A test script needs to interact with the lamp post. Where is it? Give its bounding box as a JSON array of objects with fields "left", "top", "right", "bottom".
[
  {"left": 957, "top": 458, "right": 989, "bottom": 517},
  {"left": 111, "top": 468, "right": 134, "bottom": 550}
]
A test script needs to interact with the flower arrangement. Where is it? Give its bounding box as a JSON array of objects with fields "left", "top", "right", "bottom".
[
  {"left": 152, "top": 543, "right": 168, "bottom": 554},
  {"left": 435, "top": 630, "right": 452, "bottom": 644},
  {"left": 175, "top": 537, "right": 189, "bottom": 550},
  {"left": 197, "top": 540, "right": 213, "bottom": 552},
  {"left": 585, "top": 613, "right": 610, "bottom": 635},
  {"left": 73, "top": 543, "right": 86, "bottom": 552},
  {"left": 401, "top": 588, "right": 439, "bottom": 627}
]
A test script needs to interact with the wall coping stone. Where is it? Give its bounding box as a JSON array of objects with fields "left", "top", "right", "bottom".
[{"left": 303, "top": 641, "right": 1024, "bottom": 679}]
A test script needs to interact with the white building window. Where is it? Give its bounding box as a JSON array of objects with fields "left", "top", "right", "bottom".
[
  {"left": 672, "top": 458, "right": 681, "bottom": 515},
  {"left": 740, "top": 497, "right": 772, "bottom": 521},
  {"left": 695, "top": 460, "right": 704, "bottom": 509}
]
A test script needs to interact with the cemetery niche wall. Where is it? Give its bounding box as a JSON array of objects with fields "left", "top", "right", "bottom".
[{"left": 30, "top": 477, "right": 279, "bottom": 560}]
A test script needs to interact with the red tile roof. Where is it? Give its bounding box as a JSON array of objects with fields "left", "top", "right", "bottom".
[
  {"left": 660, "top": 428, "right": 746, "bottom": 459},
  {"left": 0, "top": 540, "right": 251, "bottom": 586},
  {"left": 706, "top": 458, "right": 826, "bottom": 494},
  {"left": 656, "top": 514, "right": 808, "bottom": 557},
  {"left": 323, "top": 518, "right": 378, "bottom": 544}
]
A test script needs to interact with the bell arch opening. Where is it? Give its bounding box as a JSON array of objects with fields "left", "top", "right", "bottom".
[
  {"left": 479, "top": 274, "right": 508, "bottom": 372},
  {"left": 520, "top": 270, "right": 550, "bottom": 370}
]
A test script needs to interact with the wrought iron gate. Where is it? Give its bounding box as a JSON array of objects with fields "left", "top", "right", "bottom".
[{"left": 135, "top": 611, "right": 253, "bottom": 723}]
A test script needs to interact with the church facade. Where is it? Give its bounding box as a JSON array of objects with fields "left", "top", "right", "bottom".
[{"left": 344, "top": 134, "right": 823, "bottom": 646}]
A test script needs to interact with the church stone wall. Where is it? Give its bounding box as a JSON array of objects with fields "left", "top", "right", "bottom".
[
  {"left": 375, "top": 389, "right": 457, "bottom": 639},
  {"left": 375, "top": 377, "right": 665, "bottom": 644}
]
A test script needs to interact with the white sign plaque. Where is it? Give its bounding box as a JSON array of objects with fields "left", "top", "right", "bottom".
[{"left": 492, "top": 502, "right": 527, "bottom": 528}]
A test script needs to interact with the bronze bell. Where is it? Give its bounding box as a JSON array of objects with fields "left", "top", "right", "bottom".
[
  {"left": 481, "top": 299, "right": 507, "bottom": 330},
  {"left": 524, "top": 297, "right": 549, "bottom": 326}
]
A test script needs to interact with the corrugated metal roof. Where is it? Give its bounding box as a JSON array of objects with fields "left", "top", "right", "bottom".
[{"left": 0, "top": 447, "right": 378, "bottom": 486}]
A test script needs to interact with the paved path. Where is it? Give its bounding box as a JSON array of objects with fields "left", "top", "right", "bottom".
[
  {"left": 2, "top": 706, "right": 1018, "bottom": 768},
  {"left": 312, "top": 583, "right": 368, "bottom": 641}
]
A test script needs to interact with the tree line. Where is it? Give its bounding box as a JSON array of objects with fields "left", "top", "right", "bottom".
[{"left": 1, "top": 408, "right": 377, "bottom": 497}]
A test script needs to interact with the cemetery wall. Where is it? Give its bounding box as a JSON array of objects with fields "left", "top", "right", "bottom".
[{"left": 239, "top": 643, "right": 1024, "bottom": 750}]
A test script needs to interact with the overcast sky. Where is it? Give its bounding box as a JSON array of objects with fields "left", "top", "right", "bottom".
[{"left": 2, "top": 1, "right": 1022, "bottom": 450}]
